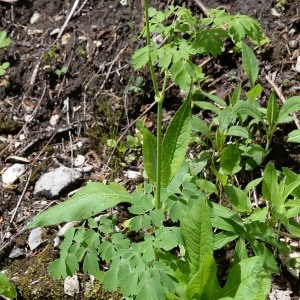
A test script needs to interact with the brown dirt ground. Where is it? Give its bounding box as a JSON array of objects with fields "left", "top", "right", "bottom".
[{"left": 0, "top": 0, "right": 300, "bottom": 299}]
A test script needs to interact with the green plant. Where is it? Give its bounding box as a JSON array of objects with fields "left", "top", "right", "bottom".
[
  {"left": 0, "top": 272, "right": 17, "bottom": 299},
  {"left": 55, "top": 65, "right": 68, "bottom": 77},
  {"left": 0, "top": 31, "right": 12, "bottom": 76},
  {"left": 26, "top": 3, "right": 298, "bottom": 300}
]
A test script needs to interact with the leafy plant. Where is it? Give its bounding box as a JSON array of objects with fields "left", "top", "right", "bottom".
[
  {"left": 0, "top": 31, "right": 12, "bottom": 77},
  {"left": 55, "top": 65, "right": 68, "bottom": 77},
  {"left": 0, "top": 272, "right": 17, "bottom": 300},
  {"left": 26, "top": 3, "right": 298, "bottom": 300}
]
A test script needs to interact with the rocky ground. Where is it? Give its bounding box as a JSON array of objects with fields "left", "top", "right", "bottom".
[{"left": 0, "top": 0, "right": 300, "bottom": 299}]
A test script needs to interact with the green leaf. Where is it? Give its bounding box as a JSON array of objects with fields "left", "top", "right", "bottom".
[
  {"left": 262, "top": 162, "right": 278, "bottom": 202},
  {"left": 142, "top": 127, "right": 157, "bottom": 183},
  {"left": 0, "top": 272, "right": 17, "bottom": 299},
  {"left": 195, "top": 179, "right": 218, "bottom": 195},
  {"left": 247, "top": 236, "right": 279, "bottom": 273},
  {"left": 277, "top": 96, "right": 300, "bottom": 123},
  {"left": 0, "top": 31, "right": 12, "bottom": 49},
  {"left": 181, "top": 198, "right": 213, "bottom": 276},
  {"left": 224, "top": 185, "right": 251, "bottom": 213},
  {"left": 170, "top": 59, "right": 196, "bottom": 91},
  {"left": 185, "top": 253, "right": 221, "bottom": 300},
  {"left": 287, "top": 129, "right": 300, "bottom": 143},
  {"left": 242, "top": 41, "right": 259, "bottom": 88},
  {"left": 27, "top": 182, "right": 133, "bottom": 227},
  {"left": 226, "top": 125, "right": 251, "bottom": 139},
  {"left": 161, "top": 96, "right": 191, "bottom": 186},
  {"left": 220, "top": 144, "right": 242, "bottom": 176},
  {"left": 217, "top": 107, "right": 237, "bottom": 133},
  {"left": 191, "top": 116, "right": 210, "bottom": 136},
  {"left": 233, "top": 100, "right": 263, "bottom": 121},
  {"left": 193, "top": 101, "right": 220, "bottom": 114},
  {"left": 229, "top": 82, "right": 242, "bottom": 106},
  {"left": 267, "top": 91, "right": 278, "bottom": 126},
  {"left": 217, "top": 257, "right": 265, "bottom": 299},
  {"left": 234, "top": 238, "right": 248, "bottom": 264},
  {"left": 214, "top": 231, "right": 239, "bottom": 250},
  {"left": 246, "top": 83, "right": 263, "bottom": 103},
  {"left": 200, "top": 90, "right": 227, "bottom": 107},
  {"left": 48, "top": 258, "right": 68, "bottom": 279}
]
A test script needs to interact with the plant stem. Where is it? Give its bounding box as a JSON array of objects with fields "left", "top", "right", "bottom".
[
  {"left": 155, "top": 72, "right": 169, "bottom": 209},
  {"left": 144, "top": 0, "right": 159, "bottom": 96}
]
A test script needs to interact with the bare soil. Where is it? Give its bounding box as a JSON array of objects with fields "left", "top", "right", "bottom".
[{"left": 0, "top": 0, "right": 300, "bottom": 299}]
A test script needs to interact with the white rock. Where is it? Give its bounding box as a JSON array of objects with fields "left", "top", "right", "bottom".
[
  {"left": 74, "top": 154, "right": 85, "bottom": 167},
  {"left": 30, "top": 11, "right": 41, "bottom": 24},
  {"left": 293, "top": 56, "right": 300, "bottom": 73},
  {"left": 28, "top": 227, "right": 43, "bottom": 250},
  {"left": 33, "top": 165, "right": 82, "bottom": 198},
  {"left": 125, "top": 170, "right": 142, "bottom": 179},
  {"left": 2, "top": 163, "right": 25, "bottom": 184},
  {"left": 49, "top": 114, "right": 60, "bottom": 126},
  {"left": 64, "top": 275, "right": 79, "bottom": 296}
]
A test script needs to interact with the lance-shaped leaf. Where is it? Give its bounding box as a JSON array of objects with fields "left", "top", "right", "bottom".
[
  {"left": 27, "top": 182, "right": 133, "bottom": 228},
  {"left": 277, "top": 96, "right": 300, "bottom": 123},
  {"left": 142, "top": 127, "right": 157, "bottom": 183},
  {"left": 181, "top": 197, "right": 213, "bottom": 276},
  {"left": 242, "top": 41, "right": 259, "bottom": 89},
  {"left": 161, "top": 96, "right": 191, "bottom": 186}
]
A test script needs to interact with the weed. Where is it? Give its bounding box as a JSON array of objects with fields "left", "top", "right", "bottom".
[
  {"left": 27, "top": 3, "right": 300, "bottom": 300},
  {"left": 0, "top": 31, "right": 12, "bottom": 77}
]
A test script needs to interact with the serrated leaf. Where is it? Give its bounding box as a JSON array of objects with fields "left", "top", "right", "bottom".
[
  {"left": 170, "top": 59, "right": 196, "bottom": 90},
  {"left": 27, "top": 182, "right": 133, "bottom": 228},
  {"left": 181, "top": 198, "right": 213, "bottom": 276},
  {"left": 287, "top": 129, "right": 300, "bottom": 143},
  {"left": 224, "top": 185, "right": 251, "bottom": 213},
  {"left": 185, "top": 253, "right": 221, "bottom": 299},
  {"left": 161, "top": 96, "right": 191, "bottom": 186},
  {"left": 217, "top": 107, "right": 237, "bottom": 133},
  {"left": 234, "top": 238, "right": 248, "bottom": 264},
  {"left": 277, "top": 96, "right": 300, "bottom": 123},
  {"left": 220, "top": 144, "right": 242, "bottom": 176},
  {"left": 242, "top": 41, "right": 259, "bottom": 88},
  {"left": 48, "top": 258, "right": 68, "bottom": 279}
]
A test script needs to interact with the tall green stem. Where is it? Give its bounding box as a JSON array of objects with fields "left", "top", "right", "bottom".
[{"left": 144, "top": 0, "right": 159, "bottom": 96}]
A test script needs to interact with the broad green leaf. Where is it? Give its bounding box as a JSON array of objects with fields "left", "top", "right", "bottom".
[
  {"left": 193, "top": 101, "right": 220, "bottom": 114},
  {"left": 233, "top": 100, "right": 263, "bottom": 121},
  {"left": 142, "top": 127, "right": 157, "bottom": 183},
  {"left": 234, "top": 238, "right": 248, "bottom": 264},
  {"left": 132, "top": 46, "right": 151, "bottom": 70},
  {"left": 246, "top": 206, "right": 267, "bottom": 223},
  {"left": 262, "top": 162, "right": 278, "bottom": 202},
  {"left": 277, "top": 96, "right": 300, "bottom": 124},
  {"left": 287, "top": 129, "right": 300, "bottom": 143},
  {"left": 185, "top": 253, "right": 220, "bottom": 300},
  {"left": 191, "top": 116, "right": 210, "bottom": 136},
  {"left": 242, "top": 41, "right": 259, "bottom": 89},
  {"left": 161, "top": 96, "right": 191, "bottom": 186},
  {"left": 267, "top": 91, "right": 278, "bottom": 126},
  {"left": 211, "top": 203, "right": 245, "bottom": 234},
  {"left": 211, "top": 166, "right": 228, "bottom": 186},
  {"left": 27, "top": 182, "right": 133, "bottom": 228},
  {"left": 217, "top": 107, "right": 237, "bottom": 133},
  {"left": 195, "top": 179, "right": 218, "bottom": 195},
  {"left": 218, "top": 257, "right": 265, "bottom": 299},
  {"left": 245, "top": 221, "right": 290, "bottom": 253},
  {"left": 240, "top": 144, "right": 266, "bottom": 170},
  {"left": 244, "top": 177, "right": 262, "bottom": 194},
  {"left": 246, "top": 83, "right": 263, "bottom": 103},
  {"left": 286, "top": 219, "right": 300, "bottom": 237},
  {"left": 181, "top": 198, "right": 213, "bottom": 276},
  {"left": 214, "top": 231, "right": 239, "bottom": 250},
  {"left": 226, "top": 125, "right": 251, "bottom": 139},
  {"left": 247, "top": 236, "right": 279, "bottom": 273},
  {"left": 220, "top": 144, "right": 242, "bottom": 176},
  {"left": 224, "top": 185, "right": 251, "bottom": 213}
]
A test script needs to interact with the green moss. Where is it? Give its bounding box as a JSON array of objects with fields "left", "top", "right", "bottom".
[{"left": 0, "top": 114, "right": 21, "bottom": 134}]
